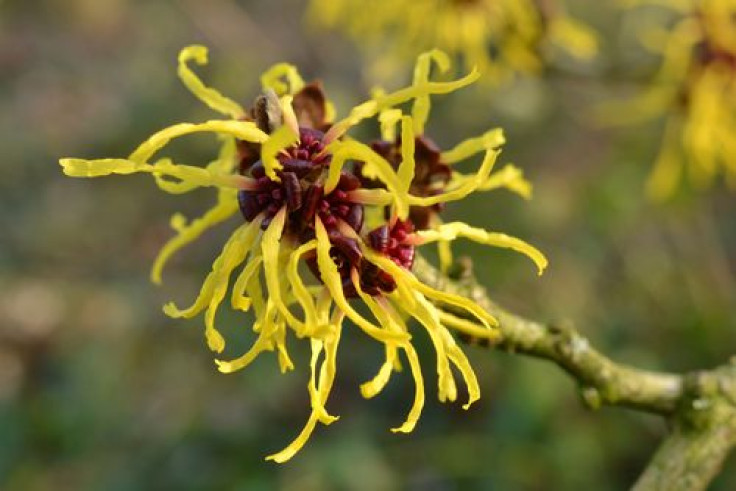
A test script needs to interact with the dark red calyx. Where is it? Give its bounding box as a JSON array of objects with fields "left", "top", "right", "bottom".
[
  {"left": 368, "top": 219, "right": 415, "bottom": 270},
  {"left": 303, "top": 232, "right": 364, "bottom": 298},
  {"left": 301, "top": 183, "right": 324, "bottom": 225},
  {"left": 360, "top": 135, "right": 451, "bottom": 231},
  {"left": 238, "top": 127, "right": 338, "bottom": 230},
  {"left": 282, "top": 128, "right": 331, "bottom": 168},
  {"left": 358, "top": 262, "right": 397, "bottom": 296},
  {"left": 240, "top": 126, "right": 330, "bottom": 177},
  {"left": 368, "top": 224, "right": 390, "bottom": 251},
  {"left": 367, "top": 135, "right": 448, "bottom": 188},
  {"left": 330, "top": 233, "right": 363, "bottom": 266},
  {"left": 304, "top": 217, "right": 412, "bottom": 297},
  {"left": 238, "top": 169, "right": 303, "bottom": 230},
  {"left": 310, "top": 172, "right": 364, "bottom": 233}
]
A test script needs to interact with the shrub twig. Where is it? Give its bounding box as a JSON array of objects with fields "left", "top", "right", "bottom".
[{"left": 412, "top": 254, "right": 736, "bottom": 490}]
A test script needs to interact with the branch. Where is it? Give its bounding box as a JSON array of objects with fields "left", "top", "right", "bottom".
[
  {"left": 413, "top": 255, "right": 683, "bottom": 413},
  {"left": 412, "top": 254, "right": 736, "bottom": 490},
  {"left": 634, "top": 366, "right": 736, "bottom": 490}
]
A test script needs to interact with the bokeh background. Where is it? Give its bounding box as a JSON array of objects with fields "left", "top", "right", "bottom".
[{"left": 1, "top": 0, "right": 735, "bottom": 489}]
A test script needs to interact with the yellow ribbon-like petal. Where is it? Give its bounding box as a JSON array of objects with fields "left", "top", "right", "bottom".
[
  {"left": 415, "top": 222, "right": 548, "bottom": 275},
  {"left": 163, "top": 216, "right": 263, "bottom": 353},
  {"left": 380, "top": 298, "right": 425, "bottom": 434},
  {"left": 262, "top": 207, "right": 306, "bottom": 333},
  {"left": 442, "top": 329, "right": 481, "bottom": 410},
  {"left": 305, "top": 338, "right": 337, "bottom": 423},
  {"left": 437, "top": 310, "right": 501, "bottom": 344},
  {"left": 397, "top": 116, "right": 416, "bottom": 195},
  {"left": 151, "top": 189, "right": 239, "bottom": 285},
  {"left": 261, "top": 125, "right": 299, "bottom": 181},
  {"left": 362, "top": 247, "right": 497, "bottom": 329},
  {"left": 390, "top": 341, "right": 424, "bottom": 433},
  {"left": 325, "top": 66, "right": 479, "bottom": 142},
  {"left": 177, "top": 45, "right": 244, "bottom": 119},
  {"left": 411, "top": 49, "right": 451, "bottom": 134},
  {"left": 287, "top": 241, "right": 320, "bottom": 335},
  {"left": 345, "top": 188, "right": 394, "bottom": 206},
  {"left": 128, "top": 120, "right": 268, "bottom": 164},
  {"left": 474, "top": 164, "right": 532, "bottom": 199},
  {"left": 351, "top": 271, "right": 401, "bottom": 399},
  {"left": 152, "top": 136, "right": 238, "bottom": 194},
  {"left": 378, "top": 106, "right": 403, "bottom": 142},
  {"left": 261, "top": 62, "right": 306, "bottom": 96},
  {"left": 60, "top": 156, "right": 253, "bottom": 193},
  {"left": 215, "top": 299, "right": 278, "bottom": 373},
  {"left": 274, "top": 320, "right": 295, "bottom": 373},
  {"left": 230, "top": 255, "right": 263, "bottom": 312},
  {"left": 441, "top": 128, "right": 505, "bottom": 164},
  {"left": 404, "top": 290, "right": 457, "bottom": 403},
  {"left": 314, "top": 218, "right": 410, "bottom": 344},
  {"left": 326, "top": 139, "right": 410, "bottom": 219},
  {"left": 407, "top": 148, "right": 499, "bottom": 207},
  {"left": 266, "top": 317, "right": 343, "bottom": 463}
]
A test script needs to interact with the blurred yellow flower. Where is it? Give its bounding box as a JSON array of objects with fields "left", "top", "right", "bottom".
[
  {"left": 59, "top": 45, "right": 546, "bottom": 462},
  {"left": 308, "top": 0, "right": 598, "bottom": 85},
  {"left": 599, "top": 0, "right": 736, "bottom": 200}
]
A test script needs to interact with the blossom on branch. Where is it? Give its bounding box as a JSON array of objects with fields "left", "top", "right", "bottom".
[{"left": 59, "top": 45, "right": 546, "bottom": 462}]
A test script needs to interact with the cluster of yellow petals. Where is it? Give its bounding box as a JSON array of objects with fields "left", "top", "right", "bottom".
[
  {"left": 59, "top": 45, "right": 546, "bottom": 462},
  {"left": 308, "top": 0, "right": 598, "bottom": 85},
  {"left": 598, "top": 0, "right": 736, "bottom": 200}
]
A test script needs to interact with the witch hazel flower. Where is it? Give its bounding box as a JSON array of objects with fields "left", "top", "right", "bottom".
[
  {"left": 308, "top": 0, "right": 598, "bottom": 86},
  {"left": 598, "top": 0, "right": 736, "bottom": 199},
  {"left": 59, "top": 45, "right": 547, "bottom": 462},
  {"left": 360, "top": 49, "right": 538, "bottom": 271}
]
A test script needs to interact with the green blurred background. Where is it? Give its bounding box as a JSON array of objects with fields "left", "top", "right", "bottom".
[{"left": 1, "top": 0, "right": 735, "bottom": 489}]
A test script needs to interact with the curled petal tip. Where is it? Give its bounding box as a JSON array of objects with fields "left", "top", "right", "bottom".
[
  {"left": 214, "top": 359, "right": 233, "bottom": 373},
  {"left": 205, "top": 328, "right": 226, "bottom": 353},
  {"left": 537, "top": 258, "right": 549, "bottom": 276},
  {"left": 462, "top": 396, "right": 480, "bottom": 411},
  {"left": 390, "top": 424, "right": 415, "bottom": 434},
  {"left": 162, "top": 302, "right": 180, "bottom": 318},
  {"left": 179, "top": 44, "right": 208, "bottom": 64}
]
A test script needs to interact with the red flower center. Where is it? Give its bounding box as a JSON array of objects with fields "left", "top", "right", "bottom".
[{"left": 238, "top": 127, "right": 335, "bottom": 230}]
